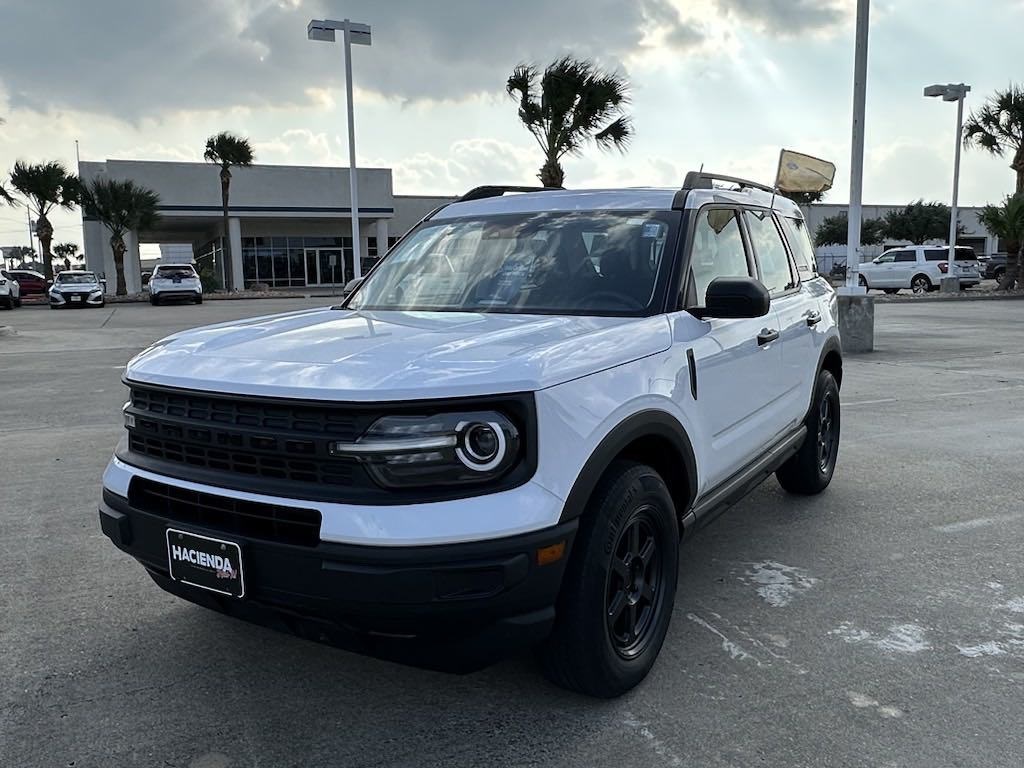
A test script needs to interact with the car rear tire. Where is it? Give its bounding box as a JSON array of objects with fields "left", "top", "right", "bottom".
[
  {"left": 776, "top": 369, "right": 840, "bottom": 495},
  {"left": 994, "top": 268, "right": 1005, "bottom": 284},
  {"left": 911, "top": 275, "right": 932, "bottom": 294},
  {"left": 539, "top": 461, "right": 679, "bottom": 698}
]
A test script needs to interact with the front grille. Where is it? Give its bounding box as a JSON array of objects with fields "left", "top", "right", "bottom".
[
  {"left": 129, "top": 477, "right": 321, "bottom": 547},
  {"left": 125, "top": 384, "right": 372, "bottom": 494},
  {"left": 128, "top": 432, "right": 354, "bottom": 486},
  {"left": 130, "top": 386, "right": 365, "bottom": 438}
]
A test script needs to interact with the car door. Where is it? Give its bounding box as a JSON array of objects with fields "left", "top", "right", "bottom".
[
  {"left": 863, "top": 253, "right": 893, "bottom": 287},
  {"left": 891, "top": 250, "right": 918, "bottom": 288},
  {"left": 669, "top": 206, "right": 786, "bottom": 490},
  {"left": 744, "top": 209, "right": 813, "bottom": 429}
]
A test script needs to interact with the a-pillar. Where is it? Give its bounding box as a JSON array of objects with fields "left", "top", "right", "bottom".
[{"left": 228, "top": 217, "right": 243, "bottom": 291}]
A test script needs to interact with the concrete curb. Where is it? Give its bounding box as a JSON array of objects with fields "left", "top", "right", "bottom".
[{"left": 874, "top": 292, "right": 1024, "bottom": 304}]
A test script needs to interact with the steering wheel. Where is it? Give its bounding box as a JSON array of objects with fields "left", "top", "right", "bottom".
[{"left": 574, "top": 290, "right": 645, "bottom": 311}]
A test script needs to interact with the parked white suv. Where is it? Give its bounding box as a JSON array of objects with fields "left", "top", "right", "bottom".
[
  {"left": 99, "top": 175, "right": 842, "bottom": 697},
  {"left": 149, "top": 263, "right": 203, "bottom": 305},
  {"left": 858, "top": 245, "right": 981, "bottom": 294},
  {"left": 0, "top": 268, "right": 21, "bottom": 309}
]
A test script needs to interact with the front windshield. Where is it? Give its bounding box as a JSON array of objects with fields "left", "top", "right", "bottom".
[
  {"left": 57, "top": 273, "right": 97, "bottom": 284},
  {"left": 348, "top": 211, "right": 677, "bottom": 316}
]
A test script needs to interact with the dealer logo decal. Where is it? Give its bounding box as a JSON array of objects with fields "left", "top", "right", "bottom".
[{"left": 170, "top": 544, "right": 238, "bottom": 580}]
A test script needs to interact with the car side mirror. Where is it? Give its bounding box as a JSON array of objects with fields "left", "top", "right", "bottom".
[
  {"left": 343, "top": 277, "right": 363, "bottom": 296},
  {"left": 700, "top": 277, "right": 771, "bottom": 319},
  {"left": 872, "top": 257, "right": 882, "bottom": 263}
]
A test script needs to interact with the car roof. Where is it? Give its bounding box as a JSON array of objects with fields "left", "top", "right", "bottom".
[
  {"left": 57, "top": 270, "right": 94, "bottom": 275},
  {"left": 432, "top": 186, "right": 804, "bottom": 221},
  {"left": 155, "top": 263, "right": 195, "bottom": 269},
  {"left": 11, "top": 269, "right": 43, "bottom": 277}
]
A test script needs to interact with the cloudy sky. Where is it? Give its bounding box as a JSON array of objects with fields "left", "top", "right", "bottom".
[{"left": 0, "top": 0, "right": 1021, "bottom": 252}]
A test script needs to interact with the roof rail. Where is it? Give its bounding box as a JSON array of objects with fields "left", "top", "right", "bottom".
[
  {"left": 682, "top": 171, "right": 775, "bottom": 194},
  {"left": 457, "top": 185, "right": 563, "bottom": 203}
]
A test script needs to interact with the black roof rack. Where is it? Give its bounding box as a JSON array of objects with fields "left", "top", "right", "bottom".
[
  {"left": 682, "top": 171, "right": 775, "bottom": 194},
  {"left": 457, "top": 185, "right": 563, "bottom": 203},
  {"left": 673, "top": 171, "right": 776, "bottom": 209}
]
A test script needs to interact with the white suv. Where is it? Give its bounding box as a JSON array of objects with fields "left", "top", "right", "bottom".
[
  {"left": 858, "top": 245, "right": 981, "bottom": 294},
  {"left": 99, "top": 175, "right": 842, "bottom": 697},
  {"left": 0, "top": 268, "right": 21, "bottom": 309},
  {"left": 148, "top": 263, "right": 203, "bottom": 305}
]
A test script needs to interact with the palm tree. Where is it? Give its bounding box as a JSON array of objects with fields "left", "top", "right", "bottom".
[
  {"left": 8, "top": 161, "right": 81, "bottom": 281},
  {"left": 83, "top": 178, "right": 160, "bottom": 296},
  {"left": 53, "top": 241, "right": 79, "bottom": 271},
  {"left": 506, "top": 56, "right": 633, "bottom": 187},
  {"left": 964, "top": 85, "right": 1024, "bottom": 194},
  {"left": 204, "top": 132, "right": 254, "bottom": 291},
  {"left": 978, "top": 194, "right": 1024, "bottom": 290}
]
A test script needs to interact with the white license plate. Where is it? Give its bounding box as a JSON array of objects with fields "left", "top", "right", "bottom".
[{"left": 71, "top": 295, "right": 82, "bottom": 302}]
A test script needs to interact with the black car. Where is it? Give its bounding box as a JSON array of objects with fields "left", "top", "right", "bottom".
[{"left": 979, "top": 254, "right": 1008, "bottom": 282}]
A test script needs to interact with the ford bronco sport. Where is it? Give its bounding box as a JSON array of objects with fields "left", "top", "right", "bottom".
[{"left": 99, "top": 172, "right": 842, "bottom": 698}]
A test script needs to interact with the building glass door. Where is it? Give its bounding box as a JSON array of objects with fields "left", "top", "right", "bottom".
[{"left": 304, "top": 248, "right": 347, "bottom": 285}]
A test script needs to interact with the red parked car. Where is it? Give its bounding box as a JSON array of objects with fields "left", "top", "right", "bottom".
[{"left": 8, "top": 270, "right": 49, "bottom": 296}]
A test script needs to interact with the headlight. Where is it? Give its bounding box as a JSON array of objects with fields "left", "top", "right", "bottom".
[{"left": 330, "top": 411, "right": 521, "bottom": 489}]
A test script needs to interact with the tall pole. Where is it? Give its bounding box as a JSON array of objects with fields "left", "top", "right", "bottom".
[
  {"left": 845, "top": 0, "right": 870, "bottom": 291},
  {"left": 26, "top": 207, "right": 35, "bottom": 256},
  {"left": 343, "top": 20, "right": 362, "bottom": 280},
  {"left": 947, "top": 92, "right": 965, "bottom": 277}
]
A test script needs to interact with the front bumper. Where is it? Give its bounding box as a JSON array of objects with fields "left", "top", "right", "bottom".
[
  {"left": 50, "top": 291, "right": 104, "bottom": 307},
  {"left": 99, "top": 487, "right": 576, "bottom": 671}
]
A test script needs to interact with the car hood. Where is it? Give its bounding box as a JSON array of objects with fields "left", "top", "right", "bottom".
[{"left": 125, "top": 308, "right": 672, "bottom": 401}]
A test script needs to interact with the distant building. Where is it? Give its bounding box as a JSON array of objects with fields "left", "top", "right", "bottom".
[{"left": 79, "top": 159, "right": 454, "bottom": 293}]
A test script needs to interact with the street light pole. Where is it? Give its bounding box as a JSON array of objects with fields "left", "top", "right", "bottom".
[
  {"left": 924, "top": 83, "right": 970, "bottom": 293},
  {"left": 844, "top": 0, "right": 870, "bottom": 293},
  {"left": 341, "top": 22, "right": 362, "bottom": 281},
  {"left": 307, "top": 18, "right": 372, "bottom": 281}
]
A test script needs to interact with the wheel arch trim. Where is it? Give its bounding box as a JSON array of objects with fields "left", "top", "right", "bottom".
[{"left": 558, "top": 410, "right": 698, "bottom": 525}]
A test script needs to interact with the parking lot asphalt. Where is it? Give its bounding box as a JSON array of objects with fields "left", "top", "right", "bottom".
[{"left": 2, "top": 298, "right": 1024, "bottom": 768}]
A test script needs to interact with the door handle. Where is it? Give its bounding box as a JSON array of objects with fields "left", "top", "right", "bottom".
[
  {"left": 757, "top": 328, "right": 779, "bottom": 346},
  {"left": 805, "top": 310, "right": 822, "bottom": 327}
]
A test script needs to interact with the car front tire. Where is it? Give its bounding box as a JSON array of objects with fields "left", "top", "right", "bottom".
[
  {"left": 150, "top": 294, "right": 159, "bottom": 306},
  {"left": 776, "top": 368, "right": 840, "bottom": 495},
  {"left": 540, "top": 461, "right": 679, "bottom": 698}
]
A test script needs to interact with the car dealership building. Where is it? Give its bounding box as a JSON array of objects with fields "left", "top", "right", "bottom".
[{"left": 79, "top": 159, "right": 454, "bottom": 293}]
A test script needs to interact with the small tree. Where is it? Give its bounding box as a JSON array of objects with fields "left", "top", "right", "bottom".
[
  {"left": 814, "top": 213, "right": 886, "bottom": 247},
  {"left": 84, "top": 178, "right": 160, "bottom": 296},
  {"left": 882, "top": 200, "right": 960, "bottom": 244},
  {"left": 964, "top": 85, "right": 1024, "bottom": 194},
  {"left": 7, "top": 161, "right": 81, "bottom": 281},
  {"left": 204, "top": 132, "right": 254, "bottom": 292},
  {"left": 978, "top": 194, "right": 1024, "bottom": 290},
  {"left": 787, "top": 190, "right": 826, "bottom": 207},
  {"left": 507, "top": 56, "right": 633, "bottom": 187},
  {"left": 53, "top": 242, "right": 79, "bottom": 271}
]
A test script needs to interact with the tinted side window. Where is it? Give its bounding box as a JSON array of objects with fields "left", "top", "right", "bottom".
[
  {"left": 780, "top": 216, "right": 817, "bottom": 276},
  {"left": 745, "top": 209, "right": 795, "bottom": 295},
  {"left": 686, "top": 208, "right": 750, "bottom": 308},
  {"left": 895, "top": 251, "right": 917, "bottom": 262},
  {"left": 924, "top": 249, "right": 947, "bottom": 262}
]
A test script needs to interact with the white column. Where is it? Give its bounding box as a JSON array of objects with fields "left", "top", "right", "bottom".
[
  {"left": 124, "top": 230, "right": 142, "bottom": 294},
  {"left": 375, "top": 218, "right": 389, "bottom": 258},
  {"left": 228, "top": 217, "right": 244, "bottom": 291}
]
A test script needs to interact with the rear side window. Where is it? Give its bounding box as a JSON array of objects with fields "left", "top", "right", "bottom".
[
  {"left": 894, "top": 251, "right": 916, "bottom": 263},
  {"left": 744, "top": 209, "right": 795, "bottom": 296},
  {"left": 780, "top": 216, "right": 818, "bottom": 276},
  {"left": 685, "top": 208, "right": 750, "bottom": 308}
]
